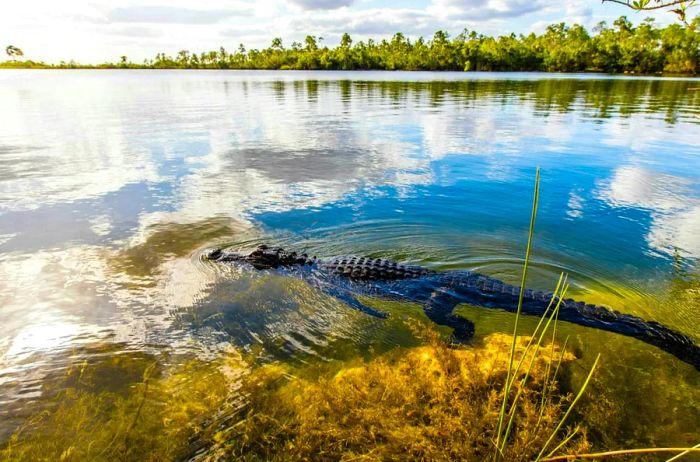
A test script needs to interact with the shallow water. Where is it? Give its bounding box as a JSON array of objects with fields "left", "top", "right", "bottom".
[{"left": 0, "top": 70, "right": 699, "bottom": 448}]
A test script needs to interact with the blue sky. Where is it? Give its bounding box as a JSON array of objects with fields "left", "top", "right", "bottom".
[{"left": 1, "top": 0, "right": 678, "bottom": 63}]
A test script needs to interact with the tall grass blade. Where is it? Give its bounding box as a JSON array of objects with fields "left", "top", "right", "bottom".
[
  {"left": 494, "top": 167, "right": 540, "bottom": 456},
  {"left": 551, "top": 335, "right": 570, "bottom": 383},
  {"left": 536, "top": 353, "right": 601, "bottom": 461},
  {"left": 500, "top": 284, "right": 568, "bottom": 452},
  {"left": 545, "top": 426, "right": 581, "bottom": 460},
  {"left": 507, "top": 273, "right": 565, "bottom": 391},
  {"left": 540, "top": 447, "right": 700, "bottom": 461},
  {"left": 666, "top": 442, "right": 700, "bottom": 461},
  {"left": 537, "top": 311, "right": 564, "bottom": 430}
]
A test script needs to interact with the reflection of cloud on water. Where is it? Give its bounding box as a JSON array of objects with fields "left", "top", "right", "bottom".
[
  {"left": 602, "top": 114, "right": 700, "bottom": 153},
  {"left": 566, "top": 189, "right": 585, "bottom": 219},
  {"left": 0, "top": 247, "right": 112, "bottom": 364},
  {"left": 0, "top": 226, "right": 233, "bottom": 367},
  {"left": 597, "top": 166, "right": 700, "bottom": 258},
  {"left": 601, "top": 166, "right": 692, "bottom": 212},
  {"left": 647, "top": 207, "right": 700, "bottom": 259},
  {"left": 175, "top": 145, "right": 432, "bottom": 220},
  {"left": 177, "top": 82, "right": 584, "bottom": 220},
  {"left": 0, "top": 79, "right": 161, "bottom": 213}
]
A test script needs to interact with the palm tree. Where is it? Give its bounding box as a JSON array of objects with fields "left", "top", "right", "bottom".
[{"left": 5, "top": 45, "right": 24, "bottom": 61}]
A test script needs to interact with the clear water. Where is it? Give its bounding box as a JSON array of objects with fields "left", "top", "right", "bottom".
[{"left": 0, "top": 70, "right": 699, "bottom": 445}]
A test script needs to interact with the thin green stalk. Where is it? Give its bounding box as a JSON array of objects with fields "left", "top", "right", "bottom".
[
  {"left": 500, "top": 285, "right": 568, "bottom": 452},
  {"left": 544, "top": 426, "right": 581, "bottom": 460},
  {"left": 123, "top": 366, "right": 155, "bottom": 459},
  {"left": 536, "top": 353, "right": 601, "bottom": 461},
  {"left": 507, "top": 273, "right": 565, "bottom": 391},
  {"left": 540, "top": 447, "right": 700, "bottom": 461},
  {"left": 551, "top": 335, "right": 570, "bottom": 383},
  {"left": 495, "top": 167, "right": 540, "bottom": 456},
  {"left": 537, "top": 314, "right": 564, "bottom": 430},
  {"left": 666, "top": 442, "right": 700, "bottom": 461}
]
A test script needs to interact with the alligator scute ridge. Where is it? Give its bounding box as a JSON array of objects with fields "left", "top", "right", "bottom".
[{"left": 207, "top": 245, "right": 700, "bottom": 371}]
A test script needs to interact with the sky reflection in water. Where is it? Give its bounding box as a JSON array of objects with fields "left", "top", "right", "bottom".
[{"left": 0, "top": 70, "right": 699, "bottom": 438}]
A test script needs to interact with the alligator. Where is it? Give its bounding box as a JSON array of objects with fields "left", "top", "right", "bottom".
[{"left": 206, "top": 245, "right": 700, "bottom": 370}]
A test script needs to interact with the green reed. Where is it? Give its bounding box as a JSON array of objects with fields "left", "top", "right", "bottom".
[
  {"left": 494, "top": 167, "right": 540, "bottom": 457},
  {"left": 491, "top": 169, "right": 698, "bottom": 462}
]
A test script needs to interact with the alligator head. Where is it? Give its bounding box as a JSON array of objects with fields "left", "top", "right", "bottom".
[{"left": 206, "top": 244, "right": 313, "bottom": 270}]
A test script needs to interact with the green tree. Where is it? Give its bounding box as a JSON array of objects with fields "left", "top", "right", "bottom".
[
  {"left": 5, "top": 45, "right": 24, "bottom": 61},
  {"left": 304, "top": 35, "right": 318, "bottom": 52}
]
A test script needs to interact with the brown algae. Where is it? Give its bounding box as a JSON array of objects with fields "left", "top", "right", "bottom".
[
  {"left": 0, "top": 345, "right": 249, "bottom": 462},
  {"left": 1, "top": 330, "right": 590, "bottom": 462},
  {"left": 204, "top": 330, "right": 588, "bottom": 462}
]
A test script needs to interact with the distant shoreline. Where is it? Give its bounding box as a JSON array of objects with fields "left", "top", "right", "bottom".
[
  {"left": 3, "top": 17, "right": 699, "bottom": 75},
  {"left": 2, "top": 67, "right": 698, "bottom": 79}
]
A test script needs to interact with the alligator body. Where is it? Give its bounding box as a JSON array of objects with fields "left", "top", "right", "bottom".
[{"left": 207, "top": 245, "right": 700, "bottom": 370}]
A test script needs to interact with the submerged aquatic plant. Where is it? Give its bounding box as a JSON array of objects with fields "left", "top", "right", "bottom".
[
  {"left": 203, "top": 329, "right": 588, "bottom": 462},
  {"left": 0, "top": 345, "right": 249, "bottom": 462}
]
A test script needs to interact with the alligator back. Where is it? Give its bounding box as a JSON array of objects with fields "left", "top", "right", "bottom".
[{"left": 319, "top": 256, "right": 433, "bottom": 280}]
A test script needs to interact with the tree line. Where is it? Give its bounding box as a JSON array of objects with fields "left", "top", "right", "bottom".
[{"left": 3, "top": 16, "right": 699, "bottom": 74}]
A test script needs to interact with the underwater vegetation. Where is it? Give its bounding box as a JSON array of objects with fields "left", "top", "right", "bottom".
[
  {"left": 0, "top": 344, "right": 250, "bottom": 462},
  {"left": 0, "top": 329, "right": 589, "bottom": 462},
  {"left": 2, "top": 271, "right": 699, "bottom": 461},
  {"left": 2, "top": 323, "right": 697, "bottom": 461},
  {"left": 204, "top": 329, "right": 589, "bottom": 462}
]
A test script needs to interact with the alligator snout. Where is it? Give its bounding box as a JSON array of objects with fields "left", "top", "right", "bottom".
[{"left": 205, "top": 248, "right": 223, "bottom": 260}]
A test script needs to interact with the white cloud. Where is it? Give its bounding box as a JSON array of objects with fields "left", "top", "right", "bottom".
[
  {"left": 289, "top": 0, "right": 355, "bottom": 10},
  {"left": 429, "top": 0, "right": 548, "bottom": 20},
  {"left": 107, "top": 26, "right": 165, "bottom": 37},
  {"left": 107, "top": 6, "right": 251, "bottom": 24},
  {"left": 287, "top": 8, "right": 443, "bottom": 38},
  {"left": 563, "top": 2, "right": 594, "bottom": 26}
]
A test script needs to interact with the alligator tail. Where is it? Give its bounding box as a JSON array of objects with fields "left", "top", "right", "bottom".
[
  {"left": 461, "top": 275, "right": 700, "bottom": 371},
  {"left": 530, "top": 295, "right": 700, "bottom": 371}
]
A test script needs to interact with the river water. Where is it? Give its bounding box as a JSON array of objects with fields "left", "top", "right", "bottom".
[{"left": 0, "top": 70, "right": 699, "bottom": 449}]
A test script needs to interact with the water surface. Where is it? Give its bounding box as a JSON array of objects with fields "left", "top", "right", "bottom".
[{"left": 0, "top": 70, "right": 699, "bottom": 446}]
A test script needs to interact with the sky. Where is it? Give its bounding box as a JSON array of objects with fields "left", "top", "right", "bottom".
[{"left": 1, "top": 0, "right": 677, "bottom": 63}]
